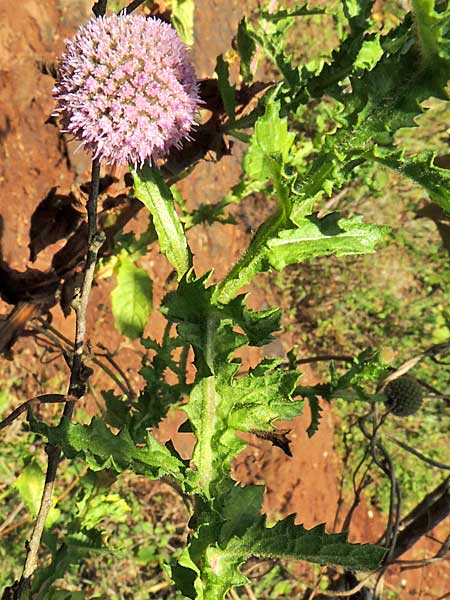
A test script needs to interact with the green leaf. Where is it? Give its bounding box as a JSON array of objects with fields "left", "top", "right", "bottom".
[
  {"left": 220, "top": 486, "right": 385, "bottom": 570},
  {"left": 261, "top": 5, "right": 326, "bottom": 21},
  {"left": 170, "top": 0, "right": 194, "bottom": 45},
  {"left": 184, "top": 361, "right": 302, "bottom": 496},
  {"left": 306, "top": 396, "right": 322, "bottom": 438},
  {"left": 14, "top": 460, "right": 60, "bottom": 526},
  {"left": 133, "top": 165, "right": 191, "bottom": 278},
  {"left": 102, "top": 390, "right": 130, "bottom": 428},
  {"left": 179, "top": 485, "right": 385, "bottom": 598},
  {"left": 79, "top": 493, "right": 130, "bottom": 530},
  {"left": 244, "top": 99, "right": 295, "bottom": 183},
  {"left": 267, "top": 213, "right": 388, "bottom": 271},
  {"left": 354, "top": 35, "right": 383, "bottom": 71},
  {"left": 411, "top": 0, "right": 450, "bottom": 80},
  {"left": 372, "top": 148, "right": 450, "bottom": 214},
  {"left": 215, "top": 55, "right": 236, "bottom": 120},
  {"left": 111, "top": 253, "right": 152, "bottom": 340},
  {"left": 237, "top": 18, "right": 256, "bottom": 81},
  {"left": 163, "top": 274, "right": 281, "bottom": 373},
  {"left": 31, "top": 417, "right": 185, "bottom": 481},
  {"left": 232, "top": 516, "right": 385, "bottom": 570}
]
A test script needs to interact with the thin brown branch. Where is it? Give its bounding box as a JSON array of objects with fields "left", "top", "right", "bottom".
[
  {"left": 388, "top": 436, "right": 450, "bottom": 471},
  {"left": 13, "top": 160, "right": 102, "bottom": 598},
  {"left": 396, "top": 556, "right": 450, "bottom": 570},
  {"left": 31, "top": 322, "right": 131, "bottom": 397},
  {"left": 123, "top": 0, "right": 146, "bottom": 14},
  {"left": 388, "top": 477, "right": 450, "bottom": 562},
  {"left": 436, "top": 533, "right": 450, "bottom": 558},
  {"left": 295, "top": 354, "right": 354, "bottom": 366},
  {"left": 399, "top": 477, "right": 450, "bottom": 532},
  {"left": 378, "top": 341, "right": 450, "bottom": 392},
  {"left": 309, "top": 571, "right": 377, "bottom": 598},
  {"left": 0, "top": 503, "right": 25, "bottom": 535},
  {"left": 0, "top": 394, "right": 76, "bottom": 432},
  {"left": 0, "top": 516, "right": 30, "bottom": 539}
]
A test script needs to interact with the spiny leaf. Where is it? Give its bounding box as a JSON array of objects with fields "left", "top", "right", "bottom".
[
  {"left": 31, "top": 417, "right": 184, "bottom": 481},
  {"left": 372, "top": 148, "right": 450, "bottom": 214},
  {"left": 178, "top": 486, "right": 385, "bottom": 598},
  {"left": 267, "top": 213, "right": 388, "bottom": 271},
  {"left": 111, "top": 253, "right": 153, "bottom": 340},
  {"left": 133, "top": 165, "right": 191, "bottom": 279},
  {"left": 221, "top": 486, "right": 386, "bottom": 570},
  {"left": 229, "top": 514, "right": 385, "bottom": 570},
  {"left": 184, "top": 362, "right": 302, "bottom": 495},
  {"left": 163, "top": 273, "right": 282, "bottom": 371},
  {"left": 243, "top": 99, "right": 295, "bottom": 183},
  {"left": 411, "top": 0, "right": 450, "bottom": 80}
]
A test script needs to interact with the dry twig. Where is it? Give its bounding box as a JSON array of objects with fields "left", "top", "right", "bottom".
[{"left": 12, "top": 158, "right": 103, "bottom": 598}]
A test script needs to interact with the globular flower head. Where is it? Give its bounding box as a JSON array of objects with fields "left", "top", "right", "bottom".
[{"left": 54, "top": 14, "right": 200, "bottom": 166}]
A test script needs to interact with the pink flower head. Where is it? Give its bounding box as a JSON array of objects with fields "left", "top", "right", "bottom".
[{"left": 54, "top": 14, "right": 200, "bottom": 166}]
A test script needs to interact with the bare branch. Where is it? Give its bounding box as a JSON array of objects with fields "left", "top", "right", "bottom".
[
  {"left": 13, "top": 160, "right": 102, "bottom": 598},
  {"left": 0, "top": 394, "right": 76, "bottom": 432},
  {"left": 309, "top": 570, "right": 377, "bottom": 598},
  {"left": 123, "top": 0, "right": 146, "bottom": 14},
  {"left": 388, "top": 436, "right": 450, "bottom": 471},
  {"left": 388, "top": 477, "right": 450, "bottom": 562},
  {"left": 92, "top": 0, "right": 108, "bottom": 17},
  {"left": 378, "top": 341, "right": 450, "bottom": 392}
]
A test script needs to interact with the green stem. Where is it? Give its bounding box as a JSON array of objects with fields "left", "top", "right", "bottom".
[
  {"left": 213, "top": 209, "right": 284, "bottom": 305},
  {"left": 213, "top": 159, "right": 290, "bottom": 305},
  {"left": 189, "top": 316, "right": 219, "bottom": 496},
  {"left": 411, "top": 0, "right": 440, "bottom": 70}
]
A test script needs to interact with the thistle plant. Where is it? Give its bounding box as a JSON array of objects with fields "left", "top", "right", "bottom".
[
  {"left": 54, "top": 14, "right": 200, "bottom": 165},
  {"left": 2, "top": 1, "right": 450, "bottom": 599}
]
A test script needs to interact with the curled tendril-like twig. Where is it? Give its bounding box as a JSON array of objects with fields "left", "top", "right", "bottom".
[{"left": 0, "top": 394, "right": 77, "bottom": 433}]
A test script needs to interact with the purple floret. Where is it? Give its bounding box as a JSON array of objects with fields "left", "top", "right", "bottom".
[{"left": 54, "top": 14, "right": 200, "bottom": 166}]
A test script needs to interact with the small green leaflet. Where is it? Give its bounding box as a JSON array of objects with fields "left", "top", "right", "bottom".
[
  {"left": 215, "top": 55, "right": 236, "bottom": 120},
  {"left": 132, "top": 165, "right": 191, "bottom": 279},
  {"left": 14, "top": 460, "right": 60, "bottom": 526},
  {"left": 111, "top": 253, "right": 152, "bottom": 340},
  {"left": 78, "top": 493, "right": 130, "bottom": 530},
  {"left": 243, "top": 99, "right": 295, "bottom": 183},
  {"left": 354, "top": 35, "right": 383, "bottom": 71},
  {"left": 267, "top": 213, "right": 388, "bottom": 271},
  {"left": 170, "top": 0, "right": 195, "bottom": 46},
  {"left": 31, "top": 417, "right": 184, "bottom": 481}
]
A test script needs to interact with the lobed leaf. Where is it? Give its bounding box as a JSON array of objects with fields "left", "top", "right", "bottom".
[
  {"left": 31, "top": 417, "right": 184, "bottom": 481},
  {"left": 267, "top": 213, "right": 388, "bottom": 271}
]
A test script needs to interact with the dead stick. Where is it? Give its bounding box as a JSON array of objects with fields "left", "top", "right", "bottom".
[
  {"left": 0, "top": 394, "right": 76, "bottom": 432},
  {"left": 14, "top": 158, "right": 102, "bottom": 598}
]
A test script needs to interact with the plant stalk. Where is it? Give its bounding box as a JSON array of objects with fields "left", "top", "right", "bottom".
[{"left": 13, "top": 159, "right": 102, "bottom": 599}]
